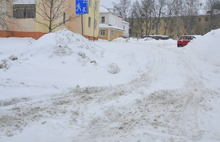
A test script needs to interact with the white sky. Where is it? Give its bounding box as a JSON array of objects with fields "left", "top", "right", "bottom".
[{"left": 100, "top": 0, "right": 206, "bottom": 9}]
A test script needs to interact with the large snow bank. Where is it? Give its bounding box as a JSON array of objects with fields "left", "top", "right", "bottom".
[
  {"left": 0, "top": 29, "right": 104, "bottom": 71},
  {"left": 0, "top": 29, "right": 152, "bottom": 99},
  {"left": 187, "top": 29, "right": 220, "bottom": 66}
]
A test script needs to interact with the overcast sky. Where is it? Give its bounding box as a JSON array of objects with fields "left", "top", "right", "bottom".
[{"left": 100, "top": 0, "right": 206, "bottom": 8}]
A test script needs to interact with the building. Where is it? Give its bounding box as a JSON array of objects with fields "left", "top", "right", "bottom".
[
  {"left": 99, "top": 5, "right": 129, "bottom": 41},
  {"left": 0, "top": 0, "right": 100, "bottom": 40},
  {"left": 122, "top": 20, "right": 130, "bottom": 38},
  {"left": 131, "top": 11, "right": 220, "bottom": 39}
]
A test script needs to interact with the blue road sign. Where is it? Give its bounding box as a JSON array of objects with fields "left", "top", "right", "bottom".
[{"left": 76, "top": 0, "right": 88, "bottom": 14}]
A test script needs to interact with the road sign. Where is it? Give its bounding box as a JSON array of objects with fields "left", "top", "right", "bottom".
[{"left": 76, "top": 0, "right": 88, "bottom": 14}]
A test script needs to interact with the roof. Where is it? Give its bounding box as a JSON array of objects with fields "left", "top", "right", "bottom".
[
  {"left": 122, "top": 20, "right": 130, "bottom": 25},
  {"left": 99, "top": 24, "right": 124, "bottom": 31},
  {"left": 100, "top": 5, "right": 122, "bottom": 17},
  {"left": 100, "top": 5, "right": 110, "bottom": 13}
]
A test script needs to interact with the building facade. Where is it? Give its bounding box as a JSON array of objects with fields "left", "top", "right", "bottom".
[
  {"left": 0, "top": 0, "right": 100, "bottom": 40},
  {"left": 99, "top": 5, "right": 129, "bottom": 41},
  {"left": 131, "top": 14, "right": 220, "bottom": 39}
]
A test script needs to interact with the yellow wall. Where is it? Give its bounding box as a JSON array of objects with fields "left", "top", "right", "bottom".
[
  {"left": 6, "top": 0, "right": 95, "bottom": 36},
  {"left": 132, "top": 15, "right": 219, "bottom": 39},
  {"left": 99, "top": 28, "right": 123, "bottom": 41},
  {"left": 99, "top": 29, "right": 108, "bottom": 40},
  {"left": 84, "top": 0, "right": 100, "bottom": 38}
]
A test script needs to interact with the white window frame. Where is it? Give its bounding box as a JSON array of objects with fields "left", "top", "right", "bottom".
[{"left": 100, "top": 30, "right": 105, "bottom": 36}]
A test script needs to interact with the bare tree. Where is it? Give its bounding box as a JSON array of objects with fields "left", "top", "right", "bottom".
[
  {"left": 155, "top": 0, "right": 166, "bottom": 35},
  {"left": 36, "top": 0, "right": 79, "bottom": 33},
  {"left": 0, "top": 0, "right": 10, "bottom": 30},
  {"left": 182, "top": 0, "right": 199, "bottom": 35},
  {"left": 132, "top": 0, "right": 145, "bottom": 37},
  {"left": 141, "top": 0, "right": 155, "bottom": 36},
  {"left": 113, "top": 0, "right": 131, "bottom": 21},
  {"left": 205, "top": 0, "right": 220, "bottom": 31}
]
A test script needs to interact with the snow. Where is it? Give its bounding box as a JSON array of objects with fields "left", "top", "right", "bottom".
[
  {"left": 99, "top": 24, "right": 124, "bottom": 31},
  {"left": 0, "top": 29, "right": 220, "bottom": 142},
  {"left": 100, "top": 5, "right": 110, "bottom": 13}
]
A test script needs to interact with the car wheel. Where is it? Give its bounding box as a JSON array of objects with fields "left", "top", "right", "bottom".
[{"left": 178, "top": 44, "right": 183, "bottom": 47}]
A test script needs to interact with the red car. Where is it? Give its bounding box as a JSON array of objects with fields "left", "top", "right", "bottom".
[{"left": 177, "top": 35, "right": 196, "bottom": 47}]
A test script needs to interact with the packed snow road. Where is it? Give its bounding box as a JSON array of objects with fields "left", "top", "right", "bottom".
[{"left": 0, "top": 30, "right": 220, "bottom": 142}]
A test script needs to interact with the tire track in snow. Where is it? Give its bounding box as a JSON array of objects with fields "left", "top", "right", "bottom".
[{"left": 162, "top": 47, "right": 205, "bottom": 141}]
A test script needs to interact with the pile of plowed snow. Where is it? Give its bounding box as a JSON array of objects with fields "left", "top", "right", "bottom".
[
  {"left": 187, "top": 29, "right": 220, "bottom": 66},
  {"left": 0, "top": 30, "right": 141, "bottom": 94}
]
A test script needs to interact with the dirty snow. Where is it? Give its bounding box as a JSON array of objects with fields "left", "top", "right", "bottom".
[{"left": 0, "top": 29, "right": 220, "bottom": 142}]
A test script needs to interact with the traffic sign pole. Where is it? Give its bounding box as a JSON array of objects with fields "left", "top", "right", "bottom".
[
  {"left": 75, "top": 0, "right": 88, "bottom": 36},
  {"left": 81, "top": 14, "right": 83, "bottom": 35}
]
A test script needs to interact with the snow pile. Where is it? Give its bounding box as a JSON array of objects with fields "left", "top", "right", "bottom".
[
  {"left": 0, "top": 29, "right": 105, "bottom": 70},
  {"left": 187, "top": 29, "right": 220, "bottom": 66}
]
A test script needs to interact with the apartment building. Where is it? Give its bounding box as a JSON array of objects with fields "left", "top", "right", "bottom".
[
  {"left": 131, "top": 14, "right": 220, "bottom": 39},
  {"left": 0, "top": 0, "right": 100, "bottom": 40}
]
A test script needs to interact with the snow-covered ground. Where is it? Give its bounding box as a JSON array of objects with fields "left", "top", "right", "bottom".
[{"left": 0, "top": 29, "right": 220, "bottom": 142}]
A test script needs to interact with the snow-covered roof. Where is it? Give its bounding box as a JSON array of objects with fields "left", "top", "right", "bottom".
[
  {"left": 13, "top": 0, "right": 35, "bottom": 4},
  {"left": 100, "top": 5, "right": 110, "bottom": 13},
  {"left": 122, "top": 20, "right": 130, "bottom": 25},
  {"left": 99, "top": 24, "right": 124, "bottom": 31},
  {"left": 100, "top": 5, "right": 122, "bottom": 17}
]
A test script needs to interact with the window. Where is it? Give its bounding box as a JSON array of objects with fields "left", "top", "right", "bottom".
[
  {"left": 123, "top": 25, "right": 125, "bottom": 30},
  {"left": 63, "top": 13, "right": 66, "bottom": 24},
  {"left": 13, "top": 4, "right": 35, "bottom": 18},
  {"left": 89, "top": 0, "right": 92, "bottom": 7},
  {"left": 111, "top": 30, "right": 114, "bottom": 37},
  {"left": 94, "top": 19, "right": 97, "bottom": 30},
  {"left": 171, "top": 19, "right": 174, "bottom": 23},
  {"left": 101, "top": 16, "right": 105, "bottom": 23},
  {"left": 182, "top": 36, "right": 188, "bottom": 40},
  {"left": 117, "top": 31, "right": 118, "bottom": 37},
  {"left": 205, "top": 17, "right": 208, "bottom": 21},
  {"left": 95, "top": 0, "right": 98, "bottom": 10},
  {"left": 100, "top": 30, "right": 105, "bottom": 36},
  {"left": 88, "top": 17, "right": 91, "bottom": 28},
  {"left": 198, "top": 18, "right": 201, "bottom": 22}
]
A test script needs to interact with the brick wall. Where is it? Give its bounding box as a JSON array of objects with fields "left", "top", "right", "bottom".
[
  {"left": 0, "top": 30, "right": 46, "bottom": 39},
  {"left": 83, "top": 35, "right": 99, "bottom": 41}
]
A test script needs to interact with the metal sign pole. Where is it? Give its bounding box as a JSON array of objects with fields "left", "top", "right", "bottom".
[
  {"left": 76, "top": 0, "right": 88, "bottom": 36},
  {"left": 81, "top": 14, "right": 83, "bottom": 35}
]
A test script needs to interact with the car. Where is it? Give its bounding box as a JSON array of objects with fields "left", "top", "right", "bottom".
[{"left": 177, "top": 35, "right": 196, "bottom": 47}]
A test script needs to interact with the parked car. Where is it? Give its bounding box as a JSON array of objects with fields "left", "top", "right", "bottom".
[{"left": 177, "top": 35, "right": 196, "bottom": 47}]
